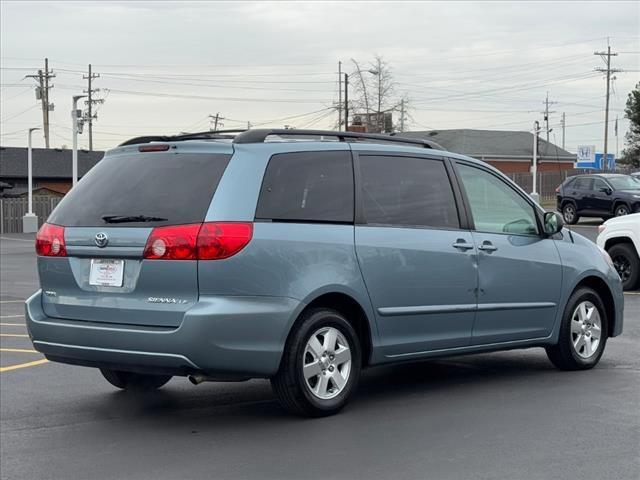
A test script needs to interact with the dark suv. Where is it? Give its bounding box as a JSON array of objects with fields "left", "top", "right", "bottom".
[{"left": 556, "top": 174, "right": 640, "bottom": 224}]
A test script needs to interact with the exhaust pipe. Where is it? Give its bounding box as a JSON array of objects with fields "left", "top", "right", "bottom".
[
  {"left": 188, "top": 374, "right": 209, "bottom": 385},
  {"left": 188, "top": 374, "right": 249, "bottom": 385}
]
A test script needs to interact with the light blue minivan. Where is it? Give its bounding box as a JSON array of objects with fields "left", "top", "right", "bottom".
[{"left": 26, "top": 129, "right": 624, "bottom": 416}]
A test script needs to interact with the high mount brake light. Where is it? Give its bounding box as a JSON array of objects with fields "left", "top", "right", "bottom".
[
  {"left": 35, "top": 223, "right": 67, "bottom": 257},
  {"left": 143, "top": 222, "right": 253, "bottom": 260},
  {"left": 138, "top": 144, "right": 171, "bottom": 152}
]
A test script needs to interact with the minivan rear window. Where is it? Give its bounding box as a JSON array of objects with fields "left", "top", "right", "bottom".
[{"left": 48, "top": 152, "right": 231, "bottom": 227}]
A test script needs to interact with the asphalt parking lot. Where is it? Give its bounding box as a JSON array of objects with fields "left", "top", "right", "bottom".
[{"left": 1, "top": 226, "right": 638, "bottom": 480}]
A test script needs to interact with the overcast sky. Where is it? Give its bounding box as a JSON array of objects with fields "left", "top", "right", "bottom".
[{"left": 1, "top": 1, "right": 639, "bottom": 154}]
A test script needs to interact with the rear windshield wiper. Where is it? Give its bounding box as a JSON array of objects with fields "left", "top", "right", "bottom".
[{"left": 102, "top": 215, "right": 168, "bottom": 224}]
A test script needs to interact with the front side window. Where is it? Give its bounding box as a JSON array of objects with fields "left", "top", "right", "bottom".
[
  {"left": 608, "top": 175, "right": 640, "bottom": 190},
  {"left": 255, "top": 151, "right": 354, "bottom": 223},
  {"left": 358, "top": 155, "right": 459, "bottom": 229},
  {"left": 593, "top": 179, "right": 610, "bottom": 192},
  {"left": 457, "top": 163, "right": 539, "bottom": 235}
]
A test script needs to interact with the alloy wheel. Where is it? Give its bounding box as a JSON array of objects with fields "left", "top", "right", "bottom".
[
  {"left": 563, "top": 205, "right": 575, "bottom": 223},
  {"left": 302, "top": 326, "right": 352, "bottom": 400},
  {"left": 615, "top": 205, "right": 629, "bottom": 216},
  {"left": 611, "top": 254, "right": 632, "bottom": 283},
  {"left": 570, "top": 301, "right": 602, "bottom": 359}
]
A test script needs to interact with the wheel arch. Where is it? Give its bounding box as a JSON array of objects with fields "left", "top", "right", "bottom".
[
  {"left": 612, "top": 200, "right": 630, "bottom": 214},
  {"left": 287, "top": 292, "right": 375, "bottom": 368},
  {"left": 604, "top": 235, "right": 635, "bottom": 251},
  {"left": 572, "top": 275, "right": 617, "bottom": 338}
]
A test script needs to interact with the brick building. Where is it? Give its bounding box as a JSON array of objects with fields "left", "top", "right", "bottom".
[{"left": 399, "top": 129, "right": 576, "bottom": 174}]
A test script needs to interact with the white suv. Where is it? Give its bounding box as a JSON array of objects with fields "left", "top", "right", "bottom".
[{"left": 597, "top": 213, "right": 640, "bottom": 290}]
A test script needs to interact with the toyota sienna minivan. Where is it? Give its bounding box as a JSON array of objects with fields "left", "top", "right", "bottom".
[{"left": 26, "top": 129, "right": 624, "bottom": 416}]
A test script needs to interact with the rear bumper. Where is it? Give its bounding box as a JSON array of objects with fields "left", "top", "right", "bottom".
[{"left": 25, "top": 290, "right": 301, "bottom": 378}]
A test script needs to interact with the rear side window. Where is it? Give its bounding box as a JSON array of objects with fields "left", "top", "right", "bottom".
[
  {"left": 358, "top": 155, "right": 459, "bottom": 229},
  {"left": 573, "top": 177, "right": 594, "bottom": 190},
  {"left": 255, "top": 151, "right": 354, "bottom": 223},
  {"left": 48, "top": 152, "right": 231, "bottom": 227}
]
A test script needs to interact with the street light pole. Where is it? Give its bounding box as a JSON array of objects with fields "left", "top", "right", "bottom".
[
  {"left": 531, "top": 121, "right": 540, "bottom": 204},
  {"left": 72, "top": 95, "right": 87, "bottom": 188},
  {"left": 22, "top": 127, "right": 41, "bottom": 233}
]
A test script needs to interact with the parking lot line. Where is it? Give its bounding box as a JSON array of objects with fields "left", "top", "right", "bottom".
[
  {"left": 0, "top": 359, "right": 49, "bottom": 373},
  {"left": 624, "top": 292, "right": 640, "bottom": 296},
  {"left": 0, "top": 300, "right": 24, "bottom": 304},
  {"left": 0, "top": 323, "right": 26, "bottom": 327},
  {"left": 0, "top": 348, "right": 38, "bottom": 353},
  {"left": 0, "top": 333, "right": 29, "bottom": 338},
  {"left": 0, "top": 315, "right": 24, "bottom": 319}
]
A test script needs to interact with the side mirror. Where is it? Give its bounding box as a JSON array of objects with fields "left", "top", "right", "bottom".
[
  {"left": 599, "top": 187, "right": 612, "bottom": 195},
  {"left": 543, "top": 211, "right": 563, "bottom": 236}
]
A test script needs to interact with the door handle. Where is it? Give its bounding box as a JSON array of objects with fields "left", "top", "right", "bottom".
[
  {"left": 452, "top": 239, "right": 474, "bottom": 251},
  {"left": 478, "top": 241, "right": 498, "bottom": 252}
]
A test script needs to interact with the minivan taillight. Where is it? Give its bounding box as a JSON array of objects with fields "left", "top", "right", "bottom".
[
  {"left": 143, "top": 222, "right": 253, "bottom": 260},
  {"left": 555, "top": 186, "right": 561, "bottom": 193},
  {"left": 35, "top": 223, "right": 67, "bottom": 257},
  {"left": 197, "top": 222, "right": 253, "bottom": 260}
]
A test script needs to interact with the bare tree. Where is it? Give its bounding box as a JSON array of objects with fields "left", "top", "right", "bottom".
[{"left": 347, "top": 55, "right": 406, "bottom": 133}]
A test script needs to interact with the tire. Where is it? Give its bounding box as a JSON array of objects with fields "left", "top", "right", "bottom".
[
  {"left": 562, "top": 202, "right": 579, "bottom": 224},
  {"left": 614, "top": 204, "right": 630, "bottom": 217},
  {"left": 100, "top": 369, "right": 172, "bottom": 391},
  {"left": 546, "top": 287, "right": 608, "bottom": 371},
  {"left": 608, "top": 243, "right": 640, "bottom": 291},
  {"left": 271, "top": 308, "right": 362, "bottom": 417}
]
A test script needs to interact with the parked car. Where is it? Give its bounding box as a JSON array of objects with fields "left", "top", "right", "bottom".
[
  {"left": 632, "top": 172, "right": 640, "bottom": 179},
  {"left": 556, "top": 173, "right": 640, "bottom": 224},
  {"left": 27, "top": 129, "right": 624, "bottom": 417},
  {"left": 597, "top": 213, "right": 640, "bottom": 290}
]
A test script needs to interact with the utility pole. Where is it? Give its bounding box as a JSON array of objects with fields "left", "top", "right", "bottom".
[
  {"left": 344, "top": 73, "right": 349, "bottom": 131},
  {"left": 561, "top": 112, "right": 566, "bottom": 150},
  {"left": 209, "top": 113, "right": 224, "bottom": 132},
  {"left": 541, "top": 92, "right": 556, "bottom": 143},
  {"left": 595, "top": 45, "right": 620, "bottom": 172},
  {"left": 338, "top": 61, "right": 342, "bottom": 131},
  {"left": 27, "top": 58, "right": 55, "bottom": 148},
  {"left": 83, "top": 64, "right": 103, "bottom": 151},
  {"left": 399, "top": 99, "right": 406, "bottom": 133},
  {"left": 247, "top": 121, "right": 252, "bottom": 130}
]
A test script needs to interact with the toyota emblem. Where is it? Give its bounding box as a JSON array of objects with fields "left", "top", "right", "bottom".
[{"left": 95, "top": 232, "right": 109, "bottom": 248}]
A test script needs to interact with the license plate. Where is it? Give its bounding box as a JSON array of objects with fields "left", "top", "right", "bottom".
[{"left": 89, "top": 259, "right": 124, "bottom": 287}]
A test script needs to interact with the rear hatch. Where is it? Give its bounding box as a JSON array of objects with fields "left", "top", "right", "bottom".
[{"left": 38, "top": 143, "right": 232, "bottom": 327}]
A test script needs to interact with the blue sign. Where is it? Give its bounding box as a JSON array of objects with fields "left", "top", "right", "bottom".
[{"left": 576, "top": 153, "right": 615, "bottom": 170}]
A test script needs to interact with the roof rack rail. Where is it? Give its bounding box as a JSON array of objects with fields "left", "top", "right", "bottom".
[
  {"left": 118, "top": 129, "right": 248, "bottom": 147},
  {"left": 232, "top": 129, "right": 443, "bottom": 150},
  {"left": 118, "top": 128, "right": 445, "bottom": 150}
]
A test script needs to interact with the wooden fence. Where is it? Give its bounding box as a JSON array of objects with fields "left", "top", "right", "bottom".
[{"left": 0, "top": 197, "right": 62, "bottom": 234}]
